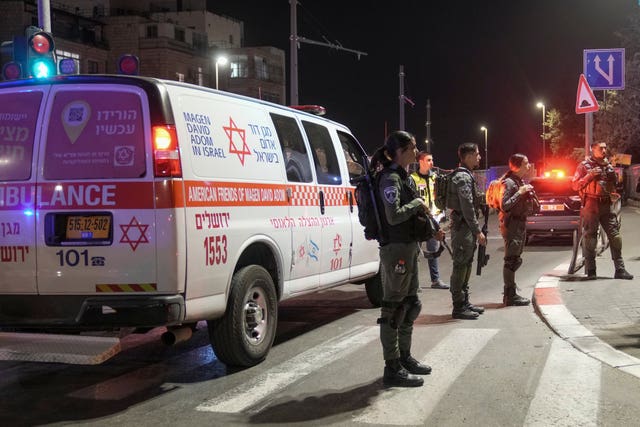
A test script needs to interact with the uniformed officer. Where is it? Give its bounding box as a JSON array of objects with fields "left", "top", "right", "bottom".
[
  {"left": 572, "top": 142, "right": 633, "bottom": 280},
  {"left": 370, "top": 131, "right": 444, "bottom": 387},
  {"left": 447, "top": 143, "right": 486, "bottom": 320},
  {"left": 499, "top": 153, "right": 539, "bottom": 306}
]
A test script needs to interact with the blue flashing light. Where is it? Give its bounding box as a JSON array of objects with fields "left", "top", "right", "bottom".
[{"left": 23, "top": 209, "right": 34, "bottom": 216}]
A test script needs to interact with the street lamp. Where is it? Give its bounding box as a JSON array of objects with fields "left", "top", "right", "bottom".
[
  {"left": 480, "top": 126, "right": 488, "bottom": 170},
  {"left": 215, "top": 56, "right": 228, "bottom": 90},
  {"left": 536, "top": 102, "right": 546, "bottom": 172}
]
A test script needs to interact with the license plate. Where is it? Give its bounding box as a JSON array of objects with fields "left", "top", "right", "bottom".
[
  {"left": 541, "top": 204, "right": 564, "bottom": 212},
  {"left": 66, "top": 215, "right": 111, "bottom": 240}
]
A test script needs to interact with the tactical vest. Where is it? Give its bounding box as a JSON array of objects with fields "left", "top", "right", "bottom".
[
  {"left": 579, "top": 157, "right": 617, "bottom": 198},
  {"left": 379, "top": 167, "right": 422, "bottom": 243}
]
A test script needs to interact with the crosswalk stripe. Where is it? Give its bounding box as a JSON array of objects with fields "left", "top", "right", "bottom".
[
  {"left": 196, "top": 325, "right": 379, "bottom": 413},
  {"left": 524, "top": 337, "right": 601, "bottom": 426},
  {"left": 354, "top": 328, "right": 499, "bottom": 425}
]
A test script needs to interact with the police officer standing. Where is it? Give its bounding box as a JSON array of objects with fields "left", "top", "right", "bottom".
[
  {"left": 499, "top": 154, "right": 539, "bottom": 306},
  {"left": 370, "top": 131, "right": 444, "bottom": 387},
  {"left": 572, "top": 142, "right": 633, "bottom": 280},
  {"left": 448, "top": 143, "right": 486, "bottom": 320}
]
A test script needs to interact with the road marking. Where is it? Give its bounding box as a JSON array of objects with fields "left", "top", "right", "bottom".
[
  {"left": 196, "top": 326, "right": 378, "bottom": 413},
  {"left": 524, "top": 336, "right": 601, "bottom": 426},
  {"left": 354, "top": 328, "right": 499, "bottom": 425}
]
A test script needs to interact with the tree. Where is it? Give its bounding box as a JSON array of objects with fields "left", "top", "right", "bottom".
[
  {"left": 593, "top": 11, "right": 640, "bottom": 161},
  {"left": 545, "top": 107, "right": 584, "bottom": 163}
]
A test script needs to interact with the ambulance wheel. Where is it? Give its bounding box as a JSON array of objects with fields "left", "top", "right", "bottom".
[
  {"left": 364, "top": 272, "right": 382, "bottom": 307},
  {"left": 208, "top": 265, "right": 277, "bottom": 367}
]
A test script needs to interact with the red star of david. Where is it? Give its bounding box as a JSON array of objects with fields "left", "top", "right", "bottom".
[
  {"left": 333, "top": 234, "right": 342, "bottom": 255},
  {"left": 223, "top": 117, "right": 251, "bottom": 166},
  {"left": 298, "top": 244, "right": 306, "bottom": 258},
  {"left": 120, "top": 216, "right": 149, "bottom": 251}
]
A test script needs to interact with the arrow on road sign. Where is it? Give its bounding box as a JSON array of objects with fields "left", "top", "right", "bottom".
[{"left": 576, "top": 74, "right": 599, "bottom": 114}]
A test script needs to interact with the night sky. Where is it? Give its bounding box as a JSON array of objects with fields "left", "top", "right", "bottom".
[{"left": 209, "top": 0, "right": 637, "bottom": 169}]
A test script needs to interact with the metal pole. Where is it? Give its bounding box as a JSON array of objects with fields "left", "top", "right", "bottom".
[
  {"left": 585, "top": 112, "right": 593, "bottom": 159},
  {"left": 484, "top": 129, "right": 488, "bottom": 170},
  {"left": 425, "top": 99, "right": 431, "bottom": 151},
  {"left": 289, "top": 0, "right": 298, "bottom": 105},
  {"left": 399, "top": 65, "right": 405, "bottom": 131},
  {"left": 215, "top": 63, "right": 219, "bottom": 90},
  {"left": 541, "top": 104, "right": 546, "bottom": 171},
  {"left": 38, "top": 0, "right": 51, "bottom": 32}
]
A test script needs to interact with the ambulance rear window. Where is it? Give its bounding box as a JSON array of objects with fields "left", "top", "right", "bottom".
[
  {"left": 43, "top": 90, "right": 146, "bottom": 179},
  {"left": 0, "top": 91, "right": 43, "bottom": 181}
]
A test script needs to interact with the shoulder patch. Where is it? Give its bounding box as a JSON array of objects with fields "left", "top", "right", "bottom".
[{"left": 383, "top": 186, "right": 398, "bottom": 204}]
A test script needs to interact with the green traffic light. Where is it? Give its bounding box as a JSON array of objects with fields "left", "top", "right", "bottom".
[{"left": 31, "top": 59, "right": 55, "bottom": 78}]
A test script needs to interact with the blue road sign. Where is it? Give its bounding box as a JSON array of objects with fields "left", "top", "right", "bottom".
[{"left": 583, "top": 49, "right": 625, "bottom": 90}]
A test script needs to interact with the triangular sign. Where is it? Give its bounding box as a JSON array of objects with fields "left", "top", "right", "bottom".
[{"left": 575, "top": 74, "right": 599, "bottom": 114}]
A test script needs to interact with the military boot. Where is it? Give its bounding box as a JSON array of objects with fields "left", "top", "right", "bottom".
[
  {"left": 400, "top": 351, "right": 432, "bottom": 375},
  {"left": 503, "top": 287, "right": 530, "bottom": 306},
  {"left": 464, "top": 291, "right": 484, "bottom": 314},
  {"left": 452, "top": 302, "right": 479, "bottom": 320},
  {"left": 383, "top": 358, "right": 424, "bottom": 387},
  {"left": 614, "top": 269, "right": 633, "bottom": 280}
]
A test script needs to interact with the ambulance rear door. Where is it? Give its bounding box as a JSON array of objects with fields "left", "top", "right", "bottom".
[
  {"left": 35, "top": 84, "right": 159, "bottom": 295},
  {"left": 0, "top": 87, "right": 47, "bottom": 294}
]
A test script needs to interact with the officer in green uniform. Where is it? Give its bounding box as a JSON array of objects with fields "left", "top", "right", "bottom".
[
  {"left": 447, "top": 143, "right": 486, "bottom": 320},
  {"left": 370, "top": 130, "right": 444, "bottom": 387},
  {"left": 499, "top": 153, "right": 539, "bottom": 306},
  {"left": 572, "top": 142, "right": 633, "bottom": 280}
]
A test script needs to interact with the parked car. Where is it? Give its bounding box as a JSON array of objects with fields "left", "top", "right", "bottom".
[{"left": 525, "top": 174, "right": 581, "bottom": 241}]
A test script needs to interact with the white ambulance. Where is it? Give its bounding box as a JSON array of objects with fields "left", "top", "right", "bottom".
[{"left": 0, "top": 75, "right": 381, "bottom": 366}]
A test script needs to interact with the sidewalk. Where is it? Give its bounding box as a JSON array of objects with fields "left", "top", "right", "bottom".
[{"left": 533, "top": 250, "right": 640, "bottom": 379}]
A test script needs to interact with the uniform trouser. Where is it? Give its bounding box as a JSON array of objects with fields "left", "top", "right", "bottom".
[
  {"left": 500, "top": 217, "right": 525, "bottom": 289},
  {"left": 582, "top": 198, "right": 624, "bottom": 271},
  {"left": 449, "top": 220, "right": 476, "bottom": 304},
  {"left": 425, "top": 237, "right": 440, "bottom": 282},
  {"left": 379, "top": 242, "right": 420, "bottom": 361}
]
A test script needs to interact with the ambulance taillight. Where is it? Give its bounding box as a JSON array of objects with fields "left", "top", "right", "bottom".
[{"left": 152, "top": 125, "right": 182, "bottom": 177}]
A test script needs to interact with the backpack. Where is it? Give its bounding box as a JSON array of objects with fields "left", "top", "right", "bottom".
[
  {"left": 352, "top": 170, "right": 385, "bottom": 242},
  {"left": 485, "top": 178, "right": 506, "bottom": 210},
  {"left": 433, "top": 169, "right": 460, "bottom": 210}
]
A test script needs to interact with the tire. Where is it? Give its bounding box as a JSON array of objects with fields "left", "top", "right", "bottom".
[
  {"left": 364, "top": 272, "right": 383, "bottom": 307},
  {"left": 207, "top": 265, "right": 278, "bottom": 367}
]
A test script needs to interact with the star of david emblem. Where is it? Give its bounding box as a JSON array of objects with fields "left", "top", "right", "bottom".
[
  {"left": 120, "top": 216, "right": 149, "bottom": 251},
  {"left": 333, "top": 234, "right": 342, "bottom": 255},
  {"left": 223, "top": 117, "right": 251, "bottom": 166}
]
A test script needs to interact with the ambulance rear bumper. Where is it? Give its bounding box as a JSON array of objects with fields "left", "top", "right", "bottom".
[{"left": 0, "top": 295, "right": 185, "bottom": 328}]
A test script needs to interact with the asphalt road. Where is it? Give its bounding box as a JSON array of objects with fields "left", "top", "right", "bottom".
[{"left": 2, "top": 210, "right": 640, "bottom": 426}]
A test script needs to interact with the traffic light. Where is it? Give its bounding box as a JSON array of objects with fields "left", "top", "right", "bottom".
[
  {"left": 118, "top": 54, "right": 139, "bottom": 75},
  {"left": 1, "top": 36, "right": 26, "bottom": 80},
  {"left": 25, "top": 27, "right": 56, "bottom": 78}
]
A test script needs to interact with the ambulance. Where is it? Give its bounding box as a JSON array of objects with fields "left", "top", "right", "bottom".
[{"left": 0, "top": 75, "right": 381, "bottom": 366}]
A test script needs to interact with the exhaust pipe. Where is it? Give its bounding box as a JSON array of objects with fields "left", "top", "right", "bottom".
[{"left": 161, "top": 326, "right": 193, "bottom": 346}]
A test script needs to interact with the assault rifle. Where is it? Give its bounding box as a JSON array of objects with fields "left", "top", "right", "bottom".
[{"left": 476, "top": 203, "right": 490, "bottom": 275}]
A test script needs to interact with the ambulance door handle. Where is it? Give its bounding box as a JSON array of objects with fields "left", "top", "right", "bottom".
[
  {"left": 348, "top": 190, "right": 354, "bottom": 212},
  {"left": 319, "top": 190, "right": 325, "bottom": 215}
]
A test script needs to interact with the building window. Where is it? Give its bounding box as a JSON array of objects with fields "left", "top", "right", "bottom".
[
  {"left": 197, "top": 66, "right": 204, "bottom": 86},
  {"left": 146, "top": 25, "right": 158, "bottom": 38},
  {"left": 175, "top": 28, "right": 185, "bottom": 43},
  {"left": 229, "top": 34, "right": 234, "bottom": 45},
  {"left": 262, "top": 91, "right": 281, "bottom": 104},
  {"left": 255, "top": 56, "right": 268, "bottom": 80},
  {"left": 230, "top": 55, "right": 248, "bottom": 78},
  {"left": 176, "top": 72, "right": 185, "bottom": 82},
  {"left": 87, "top": 60, "right": 99, "bottom": 74}
]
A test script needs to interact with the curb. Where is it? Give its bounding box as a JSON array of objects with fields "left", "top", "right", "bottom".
[{"left": 533, "top": 262, "right": 640, "bottom": 379}]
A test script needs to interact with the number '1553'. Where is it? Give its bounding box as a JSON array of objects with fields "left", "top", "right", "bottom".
[{"left": 204, "top": 235, "right": 227, "bottom": 265}]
